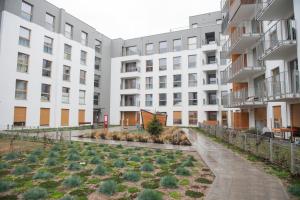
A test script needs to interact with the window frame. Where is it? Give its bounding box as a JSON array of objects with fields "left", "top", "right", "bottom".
[
  {"left": 173, "top": 74, "right": 182, "bottom": 88},
  {"left": 159, "top": 93, "right": 167, "bottom": 106},
  {"left": 42, "top": 59, "right": 52, "bottom": 77},
  {"left": 15, "top": 79, "right": 28, "bottom": 100},
  {"left": 64, "top": 44, "right": 72, "bottom": 60},
  {"left": 79, "top": 90, "right": 86, "bottom": 105},
  {"left": 159, "top": 58, "right": 167, "bottom": 71},
  {"left": 17, "top": 52, "right": 29, "bottom": 73},
  {"left": 145, "top": 94, "right": 153, "bottom": 107},
  {"left": 80, "top": 70, "right": 86, "bottom": 85},
  {"left": 62, "top": 87, "right": 70, "bottom": 104},
  {"left": 44, "top": 36, "right": 53, "bottom": 54},
  {"left": 63, "top": 65, "right": 71, "bottom": 81},
  {"left": 19, "top": 26, "right": 31, "bottom": 47},
  {"left": 41, "top": 83, "right": 51, "bottom": 102},
  {"left": 65, "top": 23, "right": 73, "bottom": 39}
]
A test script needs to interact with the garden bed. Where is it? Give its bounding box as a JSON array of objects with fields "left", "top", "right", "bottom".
[{"left": 0, "top": 140, "right": 214, "bottom": 199}]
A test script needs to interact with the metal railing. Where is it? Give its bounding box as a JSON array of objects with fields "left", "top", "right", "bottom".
[
  {"left": 255, "top": 0, "right": 275, "bottom": 20},
  {"left": 229, "top": 0, "right": 256, "bottom": 21}
]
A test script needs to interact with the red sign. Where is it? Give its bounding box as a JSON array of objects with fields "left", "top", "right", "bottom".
[{"left": 104, "top": 114, "right": 108, "bottom": 128}]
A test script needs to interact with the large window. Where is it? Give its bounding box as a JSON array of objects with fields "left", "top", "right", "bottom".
[
  {"left": 95, "top": 40, "right": 102, "bottom": 54},
  {"left": 159, "top": 93, "right": 167, "bottom": 106},
  {"left": 79, "top": 90, "right": 86, "bottom": 105},
  {"left": 221, "top": 91, "right": 228, "bottom": 106},
  {"left": 21, "top": 1, "right": 33, "bottom": 21},
  {"left": 207, "top": 91, "right": 217, "bottom": 105},
  {"left": 15, "top": 80, "right": 27, "bottom": 100},
  {"left": 173, "top": 111, "right": 182, "bottom": 125},
  {"left": 173, "top": 93, "right": 182, "bottom": 106},
  {"left": 159, "top": 76, "right": 167, "bottom": 88},
  {"left": 65, "top": 23, "right": 73, "bottom": 39},
  {"left": 81, "top": 31, "right": 88, "bottom": 46},
  {"left": 159, "top": 58, "right": 167, "bottom": 71},
  {"left": 145, "top": 94, "right": 153, "bottom": 107},
  {"left": 94, "top": 93, "right": 100, "bottom": 105},
  {"left": 173, "top": 56, "right": 181, "bottom": 70},
  {"left": 42, "top": 59, "right": 51, "bottom": 77},
  {"left": 146, "top": 60, "right": 153, "bottom": 72},
  {"left": 94, "top": 75, "right": 100, "bottom": 88},
  {"left": 189, "top": 111, "right": 198, "bottom": 125},
  {"left": 207, "top": 111, "right": 217, "bottom": 121},
  {"left": 80, "top": 70, "right": 86, "bottom": 85},
  {"left": 64, "top": 44, "right": 72, "bottom": 60},
  {"left": 19, "top": 27, "right": 30, "bottom": 47},
  {"left": 62, "top": 87, "right": 70, "bottom": 104},
  {"left": 173, "top": 39, "right": 182, "bottom": 51},
  {"left": 207, "top": 72, "right": 217, "bottom": 84},
  {"left": 44, "top": 36, "right": 53, "bottom": 54},
  {"left": 45, "top": 13, "right": 55, "bottom": 31},
  {"left": 173, "top": 74, "right": 181, "bottom": 88},
  {"left": 63, "top": 65, "right": 71, "bottom": 81},
  {"left": 123, "top": 62, "right": 137, "bottom": 72},
  {"left": 188, "top": 55, "right": 197, "bottom": 68},
  {"left": 159, "top": 41, "right": 168, "bottom": 53},
  {"left": 95, "top": 57, "right": 101, "bottom": 70},
  {"left": 125, "top": 46, "right": 138, "bottom": 56},
  {"left": 80, "top": 50, "right": 87, "bottom": 65},
  {"left": 189, "top": 92, "right": 198, "bottom": 105},
  {"left": 145, "top": 77, "right": 153, "bottom": 89},
  {"left": 188, "top": 37, "right": 197, "bottom": 50},
  {"left": 188, "top": 73, "right": 197, "bottom": 87},
  {"left": 146, "top": 43, "right": 154, "bottom": 55},
  {"left": 17, "top": 52, "right": 29, "bottom": 73},
  {"left": 41, "top": 84, "right": 51, "bottom": 102}
]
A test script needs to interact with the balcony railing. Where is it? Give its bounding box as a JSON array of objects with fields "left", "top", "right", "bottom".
[
  {"left": 222, "top": 11, "right": 230, "bottom": 34},
  {"left": 256, "top": 0, "right": 293, "bottom": 21},
  {"left": 265, "top": 70, "right": 300, "bottom": 101},
  {"left": 229, "top": 0, "right": 256, "bottom": 21}
]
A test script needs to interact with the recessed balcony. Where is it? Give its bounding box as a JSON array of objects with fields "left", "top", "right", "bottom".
[
  {"left": 229, "top": 0, "right": 256, "bottom": 26},
  {"left": 256, "top": 0, "right": 294, "bottom": 21}
]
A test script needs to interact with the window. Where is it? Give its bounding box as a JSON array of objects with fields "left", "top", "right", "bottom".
[
  {"left": 189, "top": 92, "right": 198, "bottom": 105},
  {"left": 94, "top": 75, "right": 100, "bottom": 88},
  {"left": 173, "top": 39, "right": 182, "bottom": 51},
  {"left": 63, "top": 65, "right": 71, "bottom": 81},
  {"left": 145, "top": 77, "right": 153, "bottom": 89},
  {"left": 15, "top": 80, "right": 27, "bottom": 100},
  {"left": 19, "top": 27, "right": 30, "bottom": 47},
  {"left": 173, "top": 111, "right": 182, "bottom": 125},
  {"left": 64, "top": 44, "right": 72, "bottom": 60},
  {"left": 95, "top": 57, "right": 101, "bottom": 70},
  {"left": 17, "top": 52, "right": 29, "bottom": 73},
  {"left": 188, "top": 55, "right": 197, "bottom": 68},
  {"left": 205, "top": 32, "right": 216, "bottom": 44},
  {"left": 41, "top": 84, "right": 50, "bottom": 102},
  {"left": 81, "top": 31, "right": 88, "bottom": 46},
  {"left": 173, "top": 74, "right": 181, "bottom": 88},
  {"left": 62, "top": 87, "right": 70, "bottom": 104},
  {"left": 146, "top": 60, "right": 153, "bottom": 72},
  {"left": 42, "top": 59, "right": 51, "bottom": 77},
  {"left": 94, "top": 93, "right": 100, "bottom": 105},
  {"left": 80, "top": 51, "right": 87, "bottom": 65},
  {"left": 79, "top": 90, "right": 86, "bottom": 105},
  {"left": 65, "top": 23, "right": 73, "bottom": 39},
  {"left": 159, "top": 93, "right": 167, "bottom": 106},
  {"left": 125, "top": 46, "right": 138, "bottom": 56},
  {"left": 93, "top": 40, "right": 102, "bottom": 54},
  {"left": 221, "top": 91, "right": 228, "bottom": 105},
  {"left": 188, "top": 73, "right": 197, "bottom": 87},
  {"left": 123, "top": 62, "right": 137, "bottom": 72},
  {"left": 159, "top": 76, "right": 167, "bottom": 88},
  {"left": 146, "top": 43, "right": 154, "bottom": 55},
  {"left": 159, "top": 41, "right": 168, "bottom": 53},
  {"left": 21, "top": 1, "right": 33, "bottom": 21},
  {"left": 173, "top": 56, "right": 181, "bottom": 70},
  {"left": 207, "top": 72, "right": 217, "bottom": 84},
  {"left": 122, "top": 78, "right": 138, "bottom": 89},
  {"left": 207, "top": 52, "right": 216, "bottom": 64},
  {"left": 80, "top": 70, "right": 86, "bottom": 84},
  {"left": 45, "top": 13, "right": 55, "bottom": 31},
  {"left": 188, "top": 37, "right": 197, "bottom": 50},
  {"left": 189, "top": 111, "right": 198, "bottom": 125},
  {"left": 145, "top": 94, "right": 153, "bottom": 107},
  {"left": 207, "top": 91, "right": 217, "bottom": 105},
  {"left": 207, "top": 111, "right": 217, "bottom": 121},
  {"left": 44, "top": 36, "right": 53, "bottom": 54},
  {"left": 173, "top": 93, "right": 182, "bottom": 106},
  {"left": 159, "top": 58, "right": 167, "bottom": 71}
]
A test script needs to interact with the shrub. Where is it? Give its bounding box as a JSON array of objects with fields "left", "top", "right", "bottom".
[
  {"left": 113, "top": 159, "right": 126, "bottom": 168},
  {"left": 160, "top": 176, "right": 178, "bottom": 188},
  {"left": 141, "top": 179, "right": 160, "bottom": 189},
  {"left": 33, "top": 171, "right": 53, "bottom": 180},
  {"left": 116, "top": 144, "right": 123, "bottom": 149},
  {"left": 90, "top": 156, "right": 101, "bottom": 164},
  {"left": 180, "top": 159, "right": 194, "bottom": 167},
  {"left": 137, "top": 189, "right": 162, "bottom": 200},
  {"left": 63, "top": 176, "right": 81, "bottom": 188},
  {"left": 23, "top": 187, "right": 48, "bottom": 200},
  {"left": 140, "top": 163, "right": 154, "bottom": 172},
  {"left": 123, "top": 171, "right": 140, "bottom": 182},
  {"left": 195, "top": 177, "right": 212, "bottom": 184},
  {"left": 288, "top": 184, "right": 300, "bottom": 197},
  {"left": 51, "top": 144, "right": 61, "bottom": 151},
  {"left": 48, "top": 151, "right": 59, "bottom": 158},
  {"left": 68, "top": 162, "right": 81, "bottom": 171},
  {"left": 128, "top": 187, "right": 140, "bottom": 194},
  {"left": 86, "top": 150, "right": 96, "bottom": 156},
  {"left": 32, "top": 148, "right": 43, "bottom": 156},
  {"left": 26, "top": 154, "right": 38, "bottom": 163},
  {"left": 156, "top": 157, "right": 167, "bottom": 165},
  {"left": 93, "top": 165, "right": 106, "bottom": 176},
  {"left": 99, "top": 180, "right": 117, "bottom": 196},
  {"left": 108, "top": 152, "right": 118, "bottom": 159},
  {"left": 185, "top": 190, "right": 204, "bottom": 198},
  {"left": 147, "top": 115, "right": 163, "bottom": 136},
  {"left": 45, "top": 158, "right": 57, "bottom": 166},
  {"left": 4, "top": 152, "right": 19, "bottom": 160},
  {"left": 169, "top": 191, "right": 181, "bottom": 199},
  {"left": 130, "top": 155, "right": 141, "bottom": 162},
  {"left": 175, "top": 167, "right": 191, "bottom": 176},
  {"left": 60, "top": 195, "right": 74, "bottom": 200},
  {"left": 67, "top": 153, "right": 80, "bottom": 161},
  {"left": 0, "top": 180, "right": 15, "bottom": 192},
  {"left": 13, "top": 165, "right": 31, "bottom": 175},
  {"left": 0, "top": 162, "right": 9, "bottom": 170}
]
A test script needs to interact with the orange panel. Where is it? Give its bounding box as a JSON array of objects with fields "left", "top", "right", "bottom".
[
  {"left": 141, "top": 110, "right": 167, "bottom": 129},
  {"left": 232, "top": 112, "right": 249, "bottom": 129},
  {"left": 232, "top": 82, "right": 248, "bottom": 92},
  {"left": 78, "top": 109, "right": 85, "bottom": 124},
  {"left": 291, "top": 104, "right": 300, "bottom": 127},
  {"left": 121, "top": 111, "right": 138, "bottom": 126},
  {"left": 14, "top": 107, "right": 26, "bottom": 123},
  {"left": 61, "top": 109, "right": 69, "bottom": 126},
  {"left": 40, "top": 108, "right": 50, "bottom": 126}
]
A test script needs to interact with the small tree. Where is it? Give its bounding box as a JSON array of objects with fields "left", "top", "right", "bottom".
[{"left": 147, "top": 115, "right": 163, "bottom": 136}]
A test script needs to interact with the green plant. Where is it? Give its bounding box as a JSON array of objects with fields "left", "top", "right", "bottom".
[
  {"left": 23, "top": 187, "right": 48, "bottom": 200},
  {"left": 93, "top": 165, "right": 107, "bottom": 176},
  {"left": 156, "top": 156, "right": 167, "bottom": 164},
  {"left": 67, "top": 153, "right": 80, "bottom": 161},
  {"left": 4, "top": 152, "right": 19, "bottom": 160},
  {"left": 86, "top": 150, "right": 96, "bottom": 156},
  {"left": 48, "top": 151, "right": 59, "bottom": 158},
  {"left": 141, "top": 163, "right": 154, "bottom": 172},
  {"left": 45, "top": 158, "right": 57, "bottom": 166},
  {"left": 128, "top": 187, "right": 140, "bottom": 193},
  {"left": 160, "top": 176, "right": 178, "bottom": 188},
  {"left": 130, "top": 155, "right": 141, "bottom": 162},
  {"left": 13, "top": 165, "right": 31, "bottom": 175},
  {"left": 179, "top": 179, "right": 189, "bottom": 186},
  {"left": 26, "top": 154, "right": 38, "bottom": 163},
  {"left": 0, "top": 162, "right": 9, "bottom": 170},
  {"left": 109, "top": 152, "right": 118, "bottom": 159},
  {"left": 175, "top": 167, "right": 191, "bottom": 176},
  {"left": 0, "top": 180, "right": 15, "bottom": 192},
  {"left": 32, "top": 148, "right": 43, "bottom": 156},
  {"left": 185, "top": 190, "right": 204, "bottom": 198},
  {"left": 169, "top": 191, "right": 181, "bottom": 199},
  {"left": 141, "top": 179, "right": 160, "bottom": 189},
  {"left": 147, "top": 115, "right": 163, "bottom": 136},
  {"left": 99, "top": 180, "right": 117, "bottom": 196},
  {"left": 90, "top": 156, "right": 101, "bottom": 164},
  {"left": 33, "top": 171, "right": 54, "bottom": 180},
  {"left": 60, "top": 195, "right": 74, "bottom": 200},
  {"left": 137, "top": 189, "right": 162, "bottom": 200},
  {"left": 180, "top": 159, "right": 194, "bottom": 167},
  {"left": 123, "top": 171, "right": 140, "bottom": 182},
  {"left": 288, "top": 183, "right": 300, "bottom": 197},
  {"left": 113, "top": 159, "right": 126, "bottom": 168},
  {"left": 68, "top": 162, "right": 81, "bottom": 171},
  {"left": 195, "top": 177, "right": 212, "bottom": 184},
  {"left": 63, "top": 176, "right": 81, "bottom": 188}
]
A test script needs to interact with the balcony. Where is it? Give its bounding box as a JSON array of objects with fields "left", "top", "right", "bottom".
[
  {"left": 256, "top": 0, "right": 294, "bottom": 21},
  {"left": 222, "top": 11, "right": 230, "bottom": 34},
  {"left": 265, "top": 70, "right": 300, "bottom": 102},
  {"left": 229, "top": 0, "right": 256, "bottom": 25},
  {"left": 258, "top": 20, "right": 297, "bottom": 60},
  {"left": 120, "top": 95, "right": 140, "bottom": 107},
  {"left": 202, "top": 79, "right": 219, "bottom": 90}
]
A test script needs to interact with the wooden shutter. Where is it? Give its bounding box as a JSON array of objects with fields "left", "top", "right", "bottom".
[
  {"left": 273, "top": 106, "right": 281, "bottom": 127},
  {"left": 40, "top": 108, "right": 50, "bottom": 126},
  {"left": 61, "top": 109, "right": 69, "bottom": 126},
  {"left": 291, "top": 104, "right": 300, "bottom": 127},
  {"left": 122, "top": 112, "right": 137, "bottom": 126},
  {"left": 233, "top": 112, "right": 249, "bottom": 129},
  {"left": 173, "top": 111, "right": 182, "bottom": 124},
  {"left": 254, "top": 108, "right": 267, "bottom": 121},
  {"left": 78, "top": 109, "right": 85, "bottom": 124},
  {"left": 14, "top": 107, "right": 26, "bottom": 123}
]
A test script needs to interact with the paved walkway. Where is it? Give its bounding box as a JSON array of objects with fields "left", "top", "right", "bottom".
[{"left": 183, "top": 128, "right": 290, "bottom": 200}]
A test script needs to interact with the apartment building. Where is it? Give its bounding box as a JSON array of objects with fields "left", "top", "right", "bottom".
[
  {"left": 0, "top": 0, "right": 111, "bottom": 129},
  {"left": 110, "top": 12, "right": 232, "bottom": 127},
  {"left": 221, "top": 0, "right": 300, "bottom": 131}
]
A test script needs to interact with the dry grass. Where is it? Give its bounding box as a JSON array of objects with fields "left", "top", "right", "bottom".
[{"left": 0, "top": 138, "right": 46, "bottom": 155}]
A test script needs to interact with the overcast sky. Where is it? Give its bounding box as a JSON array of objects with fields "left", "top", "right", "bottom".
[{"left": 47, "top": 0, "right": 221, "bottom": 39}]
